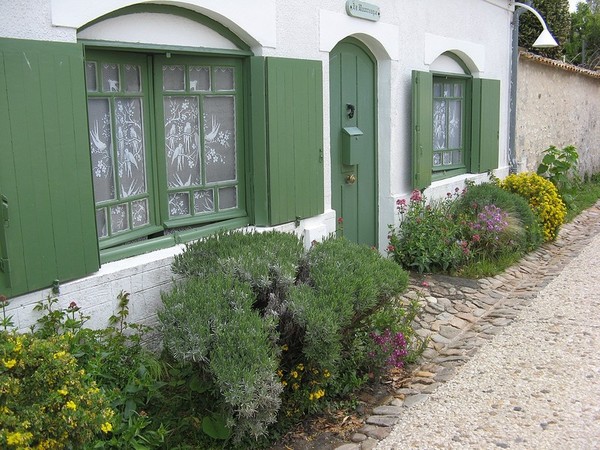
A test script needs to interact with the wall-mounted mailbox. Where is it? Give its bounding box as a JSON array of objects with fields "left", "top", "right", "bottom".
[{"left": 342, "top": 126, "right": 363, "bottom": 165}]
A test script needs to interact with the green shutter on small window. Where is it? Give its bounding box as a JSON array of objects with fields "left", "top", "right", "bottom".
[
  {"left": 411, "top": 71, "right": 433, "bottom": 190},
  {"left": 472, "top": 78, "right": 500, "bottom": 173},
  {"left": 0, "top": 38, "right": 99, "bottom": 297},
  {"left": 265, "top": 57, "right": 324, "bottom": 225}
]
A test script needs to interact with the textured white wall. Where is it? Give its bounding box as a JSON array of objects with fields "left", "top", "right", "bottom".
[{"left": 516, "top": 55, "right": 600, "bottom": 178}]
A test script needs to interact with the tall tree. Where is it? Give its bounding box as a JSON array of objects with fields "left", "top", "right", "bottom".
[
  {"left": 566, "top": 2, "right": 600, "bottom": 67},
  {"left": 518, "top": 0, "right": 571, "bottom": 59}
]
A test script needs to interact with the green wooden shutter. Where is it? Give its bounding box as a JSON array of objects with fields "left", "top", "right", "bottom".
[
  {"left": 472, "top": 78, "right": 500, "bottom": 173},
  {"left": 0, "top": 38, "right": 99, "bottom": 297},
  {"left": 411, "top": 71, "right": 433, "bottom": 190},
  {"left": 265, "top": 57, "right": 324, "bottom": 225}
]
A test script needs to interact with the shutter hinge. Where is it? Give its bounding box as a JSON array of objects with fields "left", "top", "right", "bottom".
[
  {"left": 0, "top": 258, "right": 9, "bottom": 274},
  {"left": 319, "top": 148, "right": 323, "bottom": 163},
  {"left": 1, "top": 195, "right": 7, "bottom": 226}
]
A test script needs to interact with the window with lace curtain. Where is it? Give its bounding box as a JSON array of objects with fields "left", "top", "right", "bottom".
[
  {"left": 85, "top": 51, "right": 245, "bottom": 249},
  {"left": 432, "top": 76, "right": 466, "bottom": 172}
]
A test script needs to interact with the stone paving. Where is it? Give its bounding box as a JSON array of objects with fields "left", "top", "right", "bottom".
[{"left": 334, "top": 202, "right": 600, "bottom": 450}]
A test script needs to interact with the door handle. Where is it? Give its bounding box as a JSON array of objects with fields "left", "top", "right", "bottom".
[
  {"left": 345, "top": 174, "right": 356, "bottom": 184},
  {"left": 346, "top": 103, "right": 355, "bottom": 119}
]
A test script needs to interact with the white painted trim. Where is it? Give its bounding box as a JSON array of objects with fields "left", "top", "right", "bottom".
[
  {"left": 51, "top": 0, "right": 276, "bottom": 48},
  {"left": 424, "top": 33, "right": 485, "bottom": 75},
  {"left": 319, "top": 9, "right": 399, "bottom": 61}
]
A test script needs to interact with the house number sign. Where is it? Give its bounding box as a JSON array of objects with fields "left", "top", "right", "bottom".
[{"left": 345, "top": 0, "right": 381, "bottom": 22}]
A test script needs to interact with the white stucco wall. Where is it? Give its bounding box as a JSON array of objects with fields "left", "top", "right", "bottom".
[{"left": 0, "top": 0, "right": 514, "bottom": 330}]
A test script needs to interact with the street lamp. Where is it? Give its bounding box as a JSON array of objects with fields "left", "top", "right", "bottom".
[{"left": 508, "top": 1, "right": 559, "bottom": 173}]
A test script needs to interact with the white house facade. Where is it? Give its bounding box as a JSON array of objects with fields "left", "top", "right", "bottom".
[{"left": 0, "top": 0, "right": 513, "bottom": 330}]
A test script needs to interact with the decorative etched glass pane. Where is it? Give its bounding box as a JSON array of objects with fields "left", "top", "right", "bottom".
[
  {"left": 102, "top": 63, "right": 119, "bottom": 92},
  {"left": 163, "top": 65, "right": 185, "bottom": 91},
  {"left": 85, "top": 62, "right": 97, "bottom": 92},
  {"left": 433, "top": 152, "right": 442, "bottom": 167},
  {"left": 114, "top": 98, "right": 147, "bottom": 198},
  {"left": 452, "top": 150, "right": 462, "bottom": 165},
  {"left": 443, "top": 83, "right": 451, "bottom": 97},
  {"left": 131, "top": 199, "right": 149, "bottom": 228},
  {"left": 111, "top": 203, "right": 129, "bottom": 233},
  {"left": 433, "top": 82, "right": 442, "bottom": 98},
  {"left": 448, "top": 100, "right": 462, "bottom": 149},
  {"left": 219, "top": 186, "right": 237, "bottom": 210},
  {"left": 453, "top": 83, "right": 462, "bottom": 97},
  {"left": 194, "top": 189, "right": 214, "bottom": 213},
  {"left": 214, "top": 67, "right": 234, "bottom": 91},
  {"left": 96, "top": 208, "right": 108, "bottom": 238},
  {"left": 124, "top": 65, "right": 141, "bottom": 92},
  {"left": 87, "top": 98, "right": 115, "bottom": 202},
  {"left": 443, "top": 151, "right": 452, "bottom": 166},
  {"left": 433, "top": 99, "right": 446, "bottom": 150},
  {"left": 169, "top": 192, "right": 190, "bottom": 217},
  {"left": 189, "top": 66, "right": 210, "bottom": 91},
  {"left": 204, "top": 96, "right": 236, "bottom": 183},
  {"left": 164, "top": 96, "right": 201, "bottom": 188}
]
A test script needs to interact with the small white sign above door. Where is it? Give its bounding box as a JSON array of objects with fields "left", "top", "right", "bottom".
[{"left": 345, "top": 0, "right": 381, "bottom": 22}]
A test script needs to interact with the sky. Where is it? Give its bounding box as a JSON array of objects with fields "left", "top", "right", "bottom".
[{"left": 569, "top": 0, "right": 582, "bottom": 11}]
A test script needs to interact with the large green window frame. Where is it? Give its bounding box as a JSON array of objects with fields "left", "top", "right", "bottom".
[
  {"left": 412, "top": 70, "right": 500, "bottom": 189},
  {"left": 85, "top": 51, "right": 246, "bottom": 250}
]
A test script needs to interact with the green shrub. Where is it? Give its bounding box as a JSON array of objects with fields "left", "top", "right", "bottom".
[
  {"left": 0, "top": 332, "right": 115, "bottom": 449},
  {"left": 162, "top": 231, "right": 412, "bottom": 440},
  {"left": 388, "top": 190, "right": 465, "bottom": 273},
  {"left": 501, "top": 172, "right": 567, "bottom": 241},
  {"left": 160, "top": 275, "right": 282, "bottom": 443},
  {"left": 453, "top": 182, "right": 543, "bottom": 253},
  {"left": 536, "top": 145, "right": 580, "bottom": 195}
]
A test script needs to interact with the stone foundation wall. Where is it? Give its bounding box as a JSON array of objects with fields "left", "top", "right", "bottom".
[{"left": 516, "top": 52, "right": 600, "bottom": 178}]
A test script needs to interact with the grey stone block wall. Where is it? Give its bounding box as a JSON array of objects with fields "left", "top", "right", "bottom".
[{"left": 516, "top": 52, "right": 600, "bottom": 178}]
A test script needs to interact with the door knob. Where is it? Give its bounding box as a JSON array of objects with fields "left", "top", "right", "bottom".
[{"left": 346, "top": 174, "right": 356, "bottom": 184}]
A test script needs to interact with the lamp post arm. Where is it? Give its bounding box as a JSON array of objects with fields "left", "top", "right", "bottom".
[{"left": 514, "top": 2, "right": 551, "bottom": 31}]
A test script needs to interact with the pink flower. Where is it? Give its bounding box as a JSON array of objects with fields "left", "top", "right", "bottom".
[
  {"left": 410, "top": 190, "right": 422, "bottom": 202},
  {"left": 337, "top": 217, "right": 344, "bottom": 224},
  {"left": 386, "top": 245, "right": 395, "bottom": 253},
  {"left": 420, "top": 281, "right": 429, "bottom": 288},
  {"left": 472, "top": 234, "right": 481, "bottom": 242}
]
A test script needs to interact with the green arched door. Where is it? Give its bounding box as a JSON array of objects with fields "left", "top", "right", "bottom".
[{"left": 329, "top": 40, "right": 377, "bottom": 246}]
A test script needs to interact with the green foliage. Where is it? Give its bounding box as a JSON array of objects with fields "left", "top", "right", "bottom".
[
  {"left": 388, "top": 190, "right": 465, "bottom": 273},
  {"left": 453, "top": 182, "right": 544, "bottom": 253},
  {"left": 160, "top": 274, "right": 282, "bottom": 443},
  {"left": 162, "top": 230, "right": 412, "bottom": 441},
  {"left": 518, "top": 0, "right": 571, "bottom": 59},
  {"left": 536, "top": 145, "right": 580, "bottom": 199},
  {"left": 0, "top": 332, "right": 115, "bottom": 449},
  {"left": 501, "top": 172, "right": 567, "bottom": 241},
  {"left": 565, "top": 2, "right": 600, "bottom": 68}
]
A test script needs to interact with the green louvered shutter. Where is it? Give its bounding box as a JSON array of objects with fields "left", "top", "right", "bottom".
[
  {"left": 411, "top": 71, "right": 433, "bottom": 190},
  {"left": 265, "top": 58, "right": 324, "bottom": 225},
  {"left": 0, "top": 38, "right": 99, "bottom": 297},
  {"left": 472, "top": 78, "right": 500, "bottom": 173}
]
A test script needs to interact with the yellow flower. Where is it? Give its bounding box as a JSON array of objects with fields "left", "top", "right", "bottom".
[
  {"left": 6, "top": 431, "right": 32, "bottom": 446},
  {"left": 53, "top": 351, "right": 67, "bottom": 359},
  {"left": 13, "top": 338, "right": 22, "bottom": 353},
  {"left": 65, "top": 401, "right": 76, "bottom": 410},
  {"left": 291, "top": 371, "right": 298, "bottom": 379},
  {"left": 3, "top": 358, "right": 16, "bottom": 369},
  {"left": 323, "top": 369, "right": 331, "bottom": 379},
  {"left": 281, "top": 380, "right": 287, "bottom": 387},
  {"left": 276, "top": 370, "right": 283, "bottom": 378},
  {"left": 281, "top": 344, "right": 288, "bottom": 351},
  {"left": 296, "top": 363, "right": 304, "bottom": 371},
  {"left": 292, "top": 383, "right": 299, "bottom": 391},
  {"left": 101, "top": 422, "right": 113, "bottom": 433},
  {"left": 57, "top": 388, "right": 68, "bottom": 396}
]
